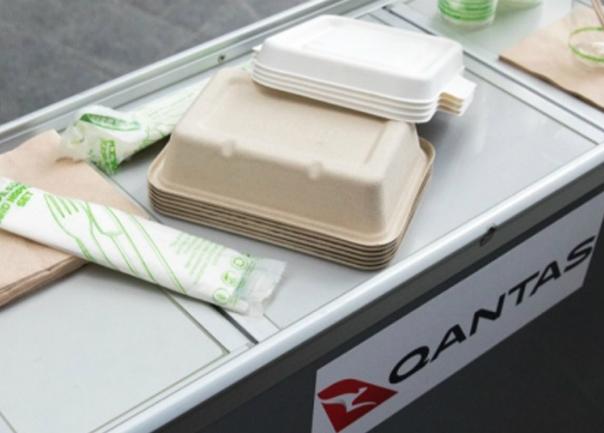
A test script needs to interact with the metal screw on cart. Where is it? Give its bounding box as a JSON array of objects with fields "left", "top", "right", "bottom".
[
  {"left": 479, "top": 226, "right": 497, "bottom": 246},
  {"left": 218, "top": 54, "right": 227, "bottom": 64}
]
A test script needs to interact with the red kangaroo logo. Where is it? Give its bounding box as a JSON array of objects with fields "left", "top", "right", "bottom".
[{"left": 317, "top": 379, "right": 397, "bottom": 432}]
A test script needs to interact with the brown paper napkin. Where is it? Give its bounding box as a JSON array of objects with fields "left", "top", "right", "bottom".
[
  {"left": 0, "top": 130, "right": 146, "bottom": 307},
  {"left": 500, "top": 6, "right": 604, "bottom": 110}
]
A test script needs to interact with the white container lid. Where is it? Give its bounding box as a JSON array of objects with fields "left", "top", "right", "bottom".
[{"left": 255, "top": 15, "right": 465, "bottom": 101}]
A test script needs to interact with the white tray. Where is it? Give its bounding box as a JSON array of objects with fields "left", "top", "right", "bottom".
[
  {"left": 252, "top": 67, "right": 470, "bottom": 121},
  {"left": 253, "top": 70, "right": 439, "bottom": 122},
  {"left": 252, "top": 59, "right": 472, "bottom": 108},
  {"left": 254, "top": 14, "right": 468, "bottom": 101}
]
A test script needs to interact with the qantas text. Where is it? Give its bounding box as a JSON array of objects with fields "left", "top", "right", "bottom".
[{"left": 389, "top": 236, "right": 596, "bottom": 384}]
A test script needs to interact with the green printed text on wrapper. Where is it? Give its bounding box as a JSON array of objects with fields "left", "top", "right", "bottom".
[
  {"left": 80, "top": 113, "right": 141, "bottom": 131},
  {"left": 0, "top": 177, "right": 285, "bottom": 315},
  {"left": 99, "top": 139, "right": 119, "bottom": 174},
  {"left": 0, "top": 181, "right": 34, "bottom": 224}
]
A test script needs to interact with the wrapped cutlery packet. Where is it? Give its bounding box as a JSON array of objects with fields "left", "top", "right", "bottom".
[
  {"left": 60, "top": 82, "right": 204, "bottom": 174},
  {"left": 0, "top": 177, "right": 285, "bottom": 314},
  {"left": 0, "top": 130, "right": 148, "bottom": 307}
]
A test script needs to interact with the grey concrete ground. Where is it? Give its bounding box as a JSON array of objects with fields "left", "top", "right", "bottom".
[{"left": 0, "top": 0, "right": 306, "bottom": 123}]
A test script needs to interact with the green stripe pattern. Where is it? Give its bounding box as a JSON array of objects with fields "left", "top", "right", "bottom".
[
  {"left": 568, "top": 27, "right": 604, "bottom": 66},
  {"left": 438, "top": 0, "right": 497, "bottom": 23}
]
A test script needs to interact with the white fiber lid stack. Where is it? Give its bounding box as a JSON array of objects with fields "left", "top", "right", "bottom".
[{"left": 255, "top": 15, "right": 467, "bottom": 102}]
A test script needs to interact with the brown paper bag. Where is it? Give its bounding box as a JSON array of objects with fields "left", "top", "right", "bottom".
[
  {"left": 0, "top": 130, "right": 146, "bottom": 307},
  {"left": 500, "top": 6, "right": 604, "bottom": 110}
]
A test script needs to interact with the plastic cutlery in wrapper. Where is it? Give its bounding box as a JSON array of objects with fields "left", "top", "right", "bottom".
[
  {"left": 0, "top": 177, "right": 285, "bottom": 314},
  {"left": 60, "top": 82, "right": 204, "bottom": 174}
]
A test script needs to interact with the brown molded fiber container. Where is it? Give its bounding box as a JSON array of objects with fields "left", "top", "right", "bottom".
[{"left": 148, "top": 68, "right": 434, "bottom": 269}]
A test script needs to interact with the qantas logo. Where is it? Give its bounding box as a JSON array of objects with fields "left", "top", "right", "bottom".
[
  {"left": 313, "top": 229, "right": 600, "bottom": 433},
  {"left": 317, "top": 379, "right": 397, "bottom": 432}
]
